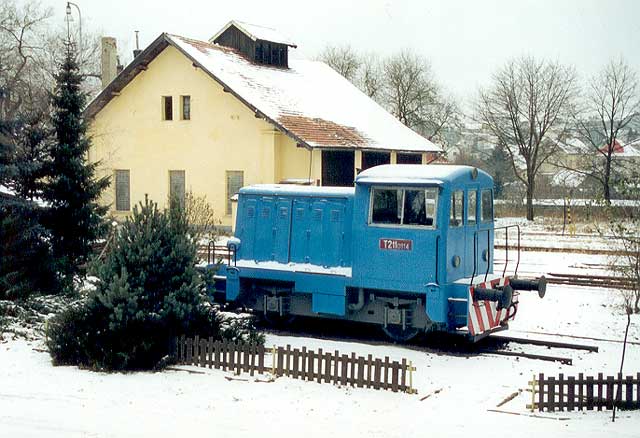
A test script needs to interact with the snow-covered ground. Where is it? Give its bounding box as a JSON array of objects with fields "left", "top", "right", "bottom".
[{"left": 1, "top": 244, "right": 639, "bottom": 437}]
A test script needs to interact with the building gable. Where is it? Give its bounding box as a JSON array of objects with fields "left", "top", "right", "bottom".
[{"left": 86, "top": 30, "right": 440, "bottom": 155}]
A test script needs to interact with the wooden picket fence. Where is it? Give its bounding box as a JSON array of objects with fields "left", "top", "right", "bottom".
[
  {"left": 528, "top": 372, "right": 640, "bottom": 412},
  {"left": 174, "top": 335, "right": 417, "bottom": 394}
]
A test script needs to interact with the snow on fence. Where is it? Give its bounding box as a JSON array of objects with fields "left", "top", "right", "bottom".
[
  {"left": 174, "top": 335, "right": 417, "bottom": 394},
  {"left": 528, "top": 372, "right": 640, "bottom": 412}
]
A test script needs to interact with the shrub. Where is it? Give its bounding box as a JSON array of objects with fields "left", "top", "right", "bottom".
[{"left": 46, "top": 197, "right": 236, "bottom": 370}]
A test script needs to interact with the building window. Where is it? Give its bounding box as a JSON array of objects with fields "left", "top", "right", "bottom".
[
  {"left": 162, "top": 96, "right": 173, "bottom": 120},
  {"left": 468, "top": 190, "right": 477, "bottom": 225},
  {"left": 481, "top": 189, "right": 493, "bottom": 222},
  {"left": 115, "top": 169, "right": 130, "bottom": 211},
  {"left": 226, "top": 170, "right": 244, "bottom": 215},
  {"left": 181, "top": 95, "right": 191, "bottom": 120},
  {"left": 449, "top": 190, "right": 463, "bottom": 227},
  {"left": 169, "top": 170, "right": 185, "bottom": 209}
]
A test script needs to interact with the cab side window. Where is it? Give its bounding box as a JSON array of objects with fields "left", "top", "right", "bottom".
[
  {"left": 403, "top": 187, "right": 438, "bottom": 226},
  {"left": 449, "top": 190, "right": 463, "bottom": 227},
  {"left": 481, "top": 189, "right": 493, "bottom": 222},
  {"left": 371, "top": 187, "right": 438, "bottom": 227},
  {"left": 468, "top": 190, "right": 477, "bottom": 225},
  {"left": 371, "top": 188, "right": 402, "bottom": 224}
]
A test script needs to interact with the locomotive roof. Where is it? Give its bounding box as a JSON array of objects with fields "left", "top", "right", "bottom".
[
  {"left": 240, "top": 184, "right": 354, "bottom": 197},
  {"left": 355, "top": 164, "right": 492, "bottom": 186}
]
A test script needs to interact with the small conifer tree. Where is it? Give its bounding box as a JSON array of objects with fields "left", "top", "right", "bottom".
[{"left": 47, "top": 196, "right": 217, "bottom": 370}]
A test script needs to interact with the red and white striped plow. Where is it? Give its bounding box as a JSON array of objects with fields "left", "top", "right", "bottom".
[{"left": 467, "top": 277, "right": 519, "bottom": 337}]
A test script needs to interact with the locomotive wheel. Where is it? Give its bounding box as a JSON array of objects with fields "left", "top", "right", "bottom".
[{"left": 382, "top": 325, "right": 419, "bottom": 342}]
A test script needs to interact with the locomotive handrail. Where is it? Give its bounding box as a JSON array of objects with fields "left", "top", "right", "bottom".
[
  {"left": 470, "top": 224, "right": 521, "bottom": 287},
  {"left": 470, "top": 229, "right": 491, "bottom": 287},
  {"left": 470, "top": 233, "right": 478, "bottom": 287},
  {"left": 207, "top": 240, "right": 215, "bottom": 265},
  {"left": 206, "top": 241, "right": 237, "bottom": 267},
  {"left": 435, "top": 235, "right": 440, "bottom": 284},
  {"left": 484, "top": 229, "right": 491, "bottom": 283},
  {"left": 494, "top": 224, "right": 521, "bottom": 278}
]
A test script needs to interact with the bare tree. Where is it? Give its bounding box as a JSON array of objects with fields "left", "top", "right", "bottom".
[
  {"left": 0, "top": 0, "right": 103, "bottom": 123},
  {"left": 359, "top": 53, "right": 383, "bottom": 99},
  {"left": 0, "top": 0, "right": 53, "bottom": 120},
  {"left": 477, "top": 56, "right": 577, "bottom": 220},
  {"left": 318, "top": 46, "right": 460, "bottom": 153},
  {"left": 184, "top": 192, "right": 220, "bottom": 244},
  {"left": 318, "top": 45, "right": 361, "bottom": 82},
  {"left": 380, "top": 50, "right": 460, "bottom": 150},
  {"left": 571, "top": 58, "right": 640, "bottom": 204},
  {"left": 419, "top": 91, "right": 460, "bottom": 148},
  {"left": 39, "top": 26, "right": 104, "bottom": 96},
  {"left": 382, "top": 50, "right": 437, "bottom": 128}
]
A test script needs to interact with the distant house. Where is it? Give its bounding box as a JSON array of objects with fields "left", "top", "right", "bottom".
[
  {"left": 546, "top": 137, "right": 640, "bottom": 192},
  {"left": 86, "top": 21, "right": 440, "bottom": 227}
]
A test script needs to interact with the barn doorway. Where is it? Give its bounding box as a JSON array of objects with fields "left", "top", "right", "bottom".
[
  {"left": 361, "top": 151, "right": 390, "bottom": 171},
  {"left": 321, "top": 150, "right": 355, "bottom": 186},
  {"left": 397, "top": 153, "right": 422, "bottom": 164}
]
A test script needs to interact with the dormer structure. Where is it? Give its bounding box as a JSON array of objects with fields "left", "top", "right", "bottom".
[{"left": 210, "top": 20, "right": 297, "bottom": 68}]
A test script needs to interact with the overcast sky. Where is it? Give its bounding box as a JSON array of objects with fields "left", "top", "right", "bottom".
[{"left": 42, "top": 0, "right": 640, "bottom": 105}]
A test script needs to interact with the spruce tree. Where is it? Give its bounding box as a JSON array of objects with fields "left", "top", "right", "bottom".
[
  {"left": 44, "top": 43, "right": 109, "bottom": 287},
  {"left": 1, "top": 111, "right": 56, "bottom": 299}
]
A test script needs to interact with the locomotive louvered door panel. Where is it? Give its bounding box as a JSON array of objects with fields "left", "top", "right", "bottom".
[
  {"left": 253, "top": 197, "right": 292, "bottom": 263},
  {"left": 323, "top": 201, "right": 346, "bottom": 267},
  {"left": 290, "top": 199, "right": 311, "bottom": 264},
  {"left": 254, "top": 197, "right": 275, "bottom": 261},
  {"left": 309, "top": 201, "right": 326, "bottom": 265},
  {"left": 273, "top": 199, "right": 292, "bottom": 263},
  {"left": 238, "top": 198, "right": 257, "bottom": 260}
]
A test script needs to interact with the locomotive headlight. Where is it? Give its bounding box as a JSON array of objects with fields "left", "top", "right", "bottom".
[
  {"left": 451, "top": 255, "right": 461, "bottom": 268},
  {"left": 482, "top": 249, "right": 489, "bottom": 261}
]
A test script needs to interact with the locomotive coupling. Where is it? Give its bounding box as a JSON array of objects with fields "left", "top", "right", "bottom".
[
  {"left": 473, "top": 284, "right": 513, "bottom": 310},
  {"left": 509, "top": 276, "right": 547, "bottom": 298}
]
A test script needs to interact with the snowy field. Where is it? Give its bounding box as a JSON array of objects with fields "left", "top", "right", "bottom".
[{"left": 1, "top": 244, "right": 639, "bottom": 437}]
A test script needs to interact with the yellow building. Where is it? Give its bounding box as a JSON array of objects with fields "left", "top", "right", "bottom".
[{"left": 86, "top": 21, "right": 440, "bottom": 227}]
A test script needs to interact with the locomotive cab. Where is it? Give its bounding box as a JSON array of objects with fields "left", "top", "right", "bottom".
[
  {"left": 215, "top": 164, "right": 545, "bottom": 342},
  {"left": 352, "top": 165, "right": 499, "bottom": 339}
]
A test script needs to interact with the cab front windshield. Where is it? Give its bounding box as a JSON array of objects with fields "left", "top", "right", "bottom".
[{"left": 370, "top": 187, "right": 438, "bottom": 227}]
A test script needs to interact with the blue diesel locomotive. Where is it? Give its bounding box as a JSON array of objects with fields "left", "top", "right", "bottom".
[{"left": 211, "top": 164, "right": 545, "bottom": 341}]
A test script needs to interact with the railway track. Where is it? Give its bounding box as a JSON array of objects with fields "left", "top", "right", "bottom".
[
  {"left": 494, "top": 244, "right": 628, "bottom": 256},
  {"left": 545, "top": 272, "right": 635, "bottom": 290},
  {"left": 253, "top": 316, "right": 589, "bottom": 366}
]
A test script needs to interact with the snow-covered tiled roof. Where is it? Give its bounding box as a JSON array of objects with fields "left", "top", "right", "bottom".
[
  {"left": 85, "top": 33, "right": 440, "bottom": 154},
  {"left": 210, "top": 20, "right": 297, "bottom": 48},
  {"left": 170, "top": 35, "right": 440, "bottom": 153}
]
